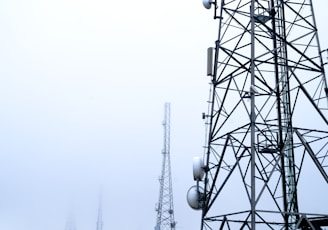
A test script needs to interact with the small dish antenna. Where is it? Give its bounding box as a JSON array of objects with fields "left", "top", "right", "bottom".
[
  {"left": 186, "top": 185, "right": 204, "bottom": 210},
  {"left": 202, "top": 0, "right": 212, "bottom": 9}
]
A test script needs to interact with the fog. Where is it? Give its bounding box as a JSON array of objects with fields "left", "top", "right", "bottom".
[{"left": 0, "top": 0, "right": 327, "bottom": 230}]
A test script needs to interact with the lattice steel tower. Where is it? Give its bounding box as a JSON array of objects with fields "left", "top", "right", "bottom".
[
  {"left": 155, "top": 103, "right": 176, "bottom": 230},
  {"left": 188, "top": 0, "right": 328, "bottom": 229}
]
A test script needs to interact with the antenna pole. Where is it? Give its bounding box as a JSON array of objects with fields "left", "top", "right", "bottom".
[{"left": 96, "top": 188, "right": 103, "bottom": 230}]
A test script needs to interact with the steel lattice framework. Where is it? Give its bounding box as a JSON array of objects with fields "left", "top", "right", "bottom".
[
  {"left": 155, "top": 103, "right": 176, "bottom": 230},
  {"left": 199, "top": 0, "right": 328, "bottom": 229}
]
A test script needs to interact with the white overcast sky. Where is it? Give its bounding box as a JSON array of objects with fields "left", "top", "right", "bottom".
[{"left": 0, "top": 1, "right": 327, "bottom": 230}]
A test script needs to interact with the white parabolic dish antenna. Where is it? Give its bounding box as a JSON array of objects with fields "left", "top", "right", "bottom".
[
  {"left": 202, "top": 0, "right": 212, "bottom": 9},
  {"left": 187, "top": 185, "right": 204, "bottom": 210},
  {"left": 193, "top": 156, "right": 205, "bottom": 181}
]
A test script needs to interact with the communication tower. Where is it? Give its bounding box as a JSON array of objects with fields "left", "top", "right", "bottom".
[
  {"left": 155, "top": 103, "right": 176, "bottom": 230},
  {"left": 187, "top": 0, "right": 328, "bottom": 229},
  {"left": 96, "top": 189, "right": 103, "bottom": 230}
]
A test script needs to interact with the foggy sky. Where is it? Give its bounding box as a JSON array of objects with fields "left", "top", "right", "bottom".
[{"left": 0, "top": 1, "right": 327, "bottom": 230}]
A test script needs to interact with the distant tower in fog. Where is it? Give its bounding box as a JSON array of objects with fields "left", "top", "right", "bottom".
[
  {"left": 65, "top": 211, "right": 76, "bottom": 230},
  {"left": 96, "top": 188, "right": 103, "bottom": 230},
  {"left": 155, "top": 103, "right": 176, "bottom": 230}
]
